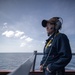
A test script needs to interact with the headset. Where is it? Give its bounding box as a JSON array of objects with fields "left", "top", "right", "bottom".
[
  {"left": 42, "top": 17, "right": 63, "bottom": 31},
  {"left": 52, "top": 17, "right": 63, "bottom": 30}
]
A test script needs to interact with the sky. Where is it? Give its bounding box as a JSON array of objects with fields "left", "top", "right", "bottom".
[{"left": 0, "top": 0, "right": 75, "bottom": 53}]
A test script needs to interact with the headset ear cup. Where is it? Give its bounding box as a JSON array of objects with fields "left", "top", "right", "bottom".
[{"left": 55, "top": 21, "right": 62, "bottom": 30}]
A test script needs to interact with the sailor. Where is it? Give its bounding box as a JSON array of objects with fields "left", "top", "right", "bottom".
[{"left": 40, "top": 17, "right": 72, "bottom": 75}]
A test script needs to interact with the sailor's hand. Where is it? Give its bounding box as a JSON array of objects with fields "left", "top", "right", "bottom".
[
  {"left": 40, "top": 65, "right": 43, "bottom": 71},
  {"left": 46, "top": 67, "right": 51, "bottom": 73}
]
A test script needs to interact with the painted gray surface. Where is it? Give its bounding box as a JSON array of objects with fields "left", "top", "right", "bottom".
[{"left": 7, "top": 54, "right": 35, "bottom": 75}]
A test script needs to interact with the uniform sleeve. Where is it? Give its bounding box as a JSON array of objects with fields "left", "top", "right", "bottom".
[
  {"left": 40, "top": 47, "right": 46, "bottom": 65},
  {"left": 48, "top": 34, "right": 72, "bottom": 72}
]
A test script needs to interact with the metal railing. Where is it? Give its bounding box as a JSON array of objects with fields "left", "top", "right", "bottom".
[{"left": 32, "top": 51, "right": 75, "bottom": 71}]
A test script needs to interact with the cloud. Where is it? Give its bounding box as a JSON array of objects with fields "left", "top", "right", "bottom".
[
  {"left": 2, "top": 30, "right": 33, "bottom": 48},
  {"left": 20, "top": 37, "right": 33, "bottom": 48},
  {"left": 2, "top": 30, "right": 25, "bottom": 38},
  {"left": 20, "top": 35, "right": 27, "bottom": 39},
  {"left": 2, "top": 30, "right": 14, "bottom": 37},
  {"left": 25, "top": 37, "right": 33, "bottom": 42},
  {"left": 20, "top": 42, "right": 26, "bottom": 47},
  {"left": 2, "top": 30, "right": 33, "bottom": 42},
  {"left": 20, "top": 36, "right": 33, "bottom": 47},
  {"left": 14, "top": 30, "right": 24, "bottom": 38},
  {"left": 3, "top": 22, "right": 8, "bottom": 29},
  {"left": 20, "top": 35, "right": 33, "bottom": 42},
  {"left": 3, "top": 22, "right": 7, "bottom": 25}
]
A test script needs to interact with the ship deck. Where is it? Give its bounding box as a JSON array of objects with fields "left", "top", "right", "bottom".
[{"left": 0, "top": 70, "right": 75, "bottom": 75}]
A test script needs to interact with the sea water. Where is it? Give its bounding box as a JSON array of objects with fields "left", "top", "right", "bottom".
[{"left": 0, "top": 53, "right": 75, "bottom": 70}]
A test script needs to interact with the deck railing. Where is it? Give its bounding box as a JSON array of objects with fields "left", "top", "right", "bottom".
[{"left": 32, "top": 51, "right": 75, "bottom": 71}]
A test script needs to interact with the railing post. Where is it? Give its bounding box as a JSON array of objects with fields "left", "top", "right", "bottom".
[{"left": 32, "top": 51, "right": 37, "bottom": 71}]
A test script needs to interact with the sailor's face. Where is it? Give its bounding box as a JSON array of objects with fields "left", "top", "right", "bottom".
[{"left": 46, "top": 22, "right": 55, "bottom": 36}]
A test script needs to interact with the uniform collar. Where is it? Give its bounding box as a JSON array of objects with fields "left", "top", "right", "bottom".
[{"left": 46, "top": 32, "right": 55, "bottom": 42}]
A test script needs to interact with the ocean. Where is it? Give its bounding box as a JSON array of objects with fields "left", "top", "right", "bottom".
[{"left": 0, "top": 53, "right": 75, "bottom": 70}]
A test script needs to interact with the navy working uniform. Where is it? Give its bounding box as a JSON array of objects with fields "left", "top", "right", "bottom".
[{"left": 40, "top": 32, "right": 72, "bottom": 75}]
